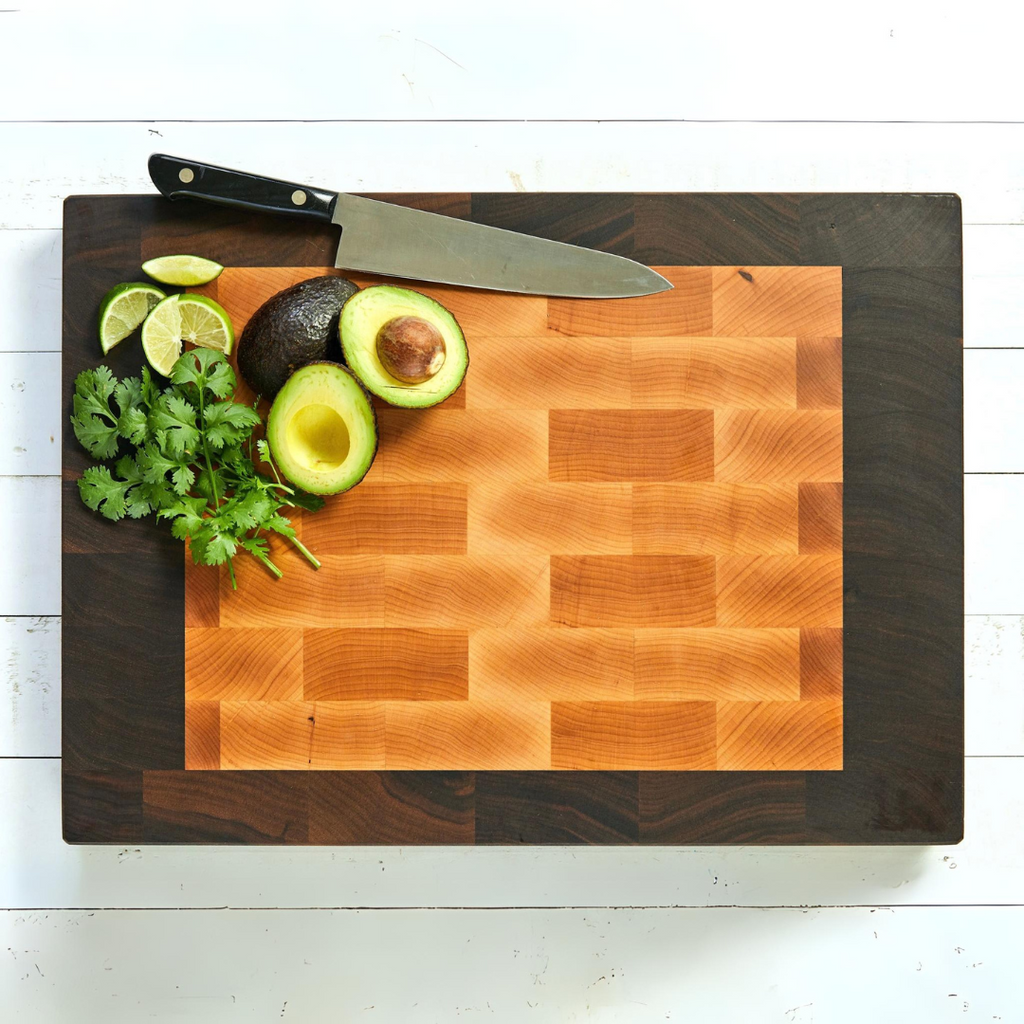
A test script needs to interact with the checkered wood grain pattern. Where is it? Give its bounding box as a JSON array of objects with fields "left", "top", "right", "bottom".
[{"left": 184, "top": 265, "right": 843, "bottom": 772}]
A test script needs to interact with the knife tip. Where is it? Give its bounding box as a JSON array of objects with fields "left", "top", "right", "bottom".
[{"left": 642, "top": 269, "right": 674, "bottom": 295}]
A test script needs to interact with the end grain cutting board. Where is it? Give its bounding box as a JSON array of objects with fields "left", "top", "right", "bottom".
[
  {"left": 183, "top": 264, "right": 845, "bottom": 775},
  {"left": 62, "top": 192, "right": 963, "bottom": 845}
]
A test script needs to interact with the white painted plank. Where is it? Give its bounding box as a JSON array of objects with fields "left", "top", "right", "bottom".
[
  {"left": 966, "top": 617, "right": 1024, "bottom": 757},
  {"left": 0, "top": 617, "right": 59, "bottom": 758},
  {"left": 964, "top": 350, "right": 1024, "bottom": 470},
  {"left": 0, "top": 230, "right": 62, "bottom": 353},
  {"left": 964, "top": 224, "right": 1024, "bottom": 348},
  {"left": 1, "top": 122, "right": 1022, "bottom": 229},
  {"left": 1, "top": 905, "right": 1019, "bottom": 1023},
  {"left": 2, "top": 1, "right": 1024, "bottom": 121},
  {"left": 0, "top": 353, "right": 60, "bottom": 475},
  {"left": 0, "top": 757, "right": 1013, "bottom": 910},
  {"left": 965, "top": 476, "right": 1024, "bottom": 614},
  {"left": 0, "top": 477, "right": 59, "bottom": 615}
]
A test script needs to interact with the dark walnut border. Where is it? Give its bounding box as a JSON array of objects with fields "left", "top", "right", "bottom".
[{"left": 62, "top": 192, "right": 963, "bottom": 845}]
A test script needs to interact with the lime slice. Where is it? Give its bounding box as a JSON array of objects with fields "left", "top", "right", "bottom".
[
  {"left": 98, "top": 282, "right": 166, "bottom": 354},
  {"left": 141, "top": 294, "right": 235, "bottom": 376},
  {"left": 141, "top": 254, "right": 224, "bottom": 287}
]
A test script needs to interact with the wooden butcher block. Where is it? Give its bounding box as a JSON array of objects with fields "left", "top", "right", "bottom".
[
  {"left": 62, "top": 192, "right": 963, "bottom": 845},
  {"left": 183, "top": 264, "right": 845, "bottom": 775}
]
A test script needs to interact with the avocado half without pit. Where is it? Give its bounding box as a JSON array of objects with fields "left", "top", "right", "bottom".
[
  {"left": 266, "top": 362, "right": 377, "bottom": 495},
  {"left": 340, "top": 285, "right": 468, "bottom": 408}
]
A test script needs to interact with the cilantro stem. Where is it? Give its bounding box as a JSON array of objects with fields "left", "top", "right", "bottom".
[
  {"left": 287, "top": 535, "right": 321, "bottom": 570},
  {"left": 196, "top": 385, "right": 221, "bottom": 508},
  {"left": 261, "top": 555, "right": 284, "bottom": 580},
  {"left": 266, "top": 450, "right": 284, "bottom": 486},
  {"left": 226, "top": 557, "right": 237, "bottom": 590}
]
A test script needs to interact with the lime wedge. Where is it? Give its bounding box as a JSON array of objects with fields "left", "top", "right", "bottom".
[
  {"left": 98, "top": 282, "right": 166, "bottom": 354},
  {"left": 141, "top": 294, "right": 235, "bottom": 376},
  {"left": 141, "top": 254, "right": 224, "bottom": 287}
]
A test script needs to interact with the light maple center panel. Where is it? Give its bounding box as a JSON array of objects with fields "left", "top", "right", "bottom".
[{"left": 184, "top": 265, "right": 843, "bottom": 772}]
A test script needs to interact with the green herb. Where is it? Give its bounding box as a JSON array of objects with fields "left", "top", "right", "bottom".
[{"left": 71, "top": 348, "right": 324, "bottom": 587}]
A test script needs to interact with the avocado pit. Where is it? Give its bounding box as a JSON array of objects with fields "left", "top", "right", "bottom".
[{"left": 376, "top": 315, "right": 446, "bottom": 384}]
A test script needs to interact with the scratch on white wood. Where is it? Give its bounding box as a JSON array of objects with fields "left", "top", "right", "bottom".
[
  {"left": 0, "top": 478, "right": 59, "bottom": 616},
  {"left": 965, "top": 617, "right": 1024, "bottom": 756},
  {"left": 0, "top": 907, "right": 1020, "bottom": 1021},
  {"left": 0, "top": 617, "right": 58, "bottom": 757},
  {"left": 1, "top": 123, "right": 1024, "bottom": 229},
  {"left": 1, "top": 5, "right": 1024, "bottom": 120},
  {"left": 0, "top": 230, "right": 61, "bottom": 353},
  {"left": 0, "top": 353, "right": 59, "bottom": 474}
]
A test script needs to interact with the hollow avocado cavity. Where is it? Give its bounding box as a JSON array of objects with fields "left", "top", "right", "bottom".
[
  {"left": 286, "top": 403, "right": 351, "bottom": 472},
  {"left": 266, "top": 362, "right": 378, "bottom": 495}
]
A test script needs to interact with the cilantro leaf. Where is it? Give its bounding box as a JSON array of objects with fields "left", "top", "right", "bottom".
[
  {"left": 71, "top": 367, "right": 120, "bottom": 459},
  {"left": 171, "top": 464, "right": 196, "bottom": 495},
  {"left": 74, "top": 366, "right": 116, "bottom": 416},
  {"left": 284, "top": 489, "right": 326, "bottom": 514},
  {"left": 171, "top": 347, "right": 236, "bottom": 399},
  {"left": 78, "top": 465, "right": 128, "bottom": 520},
  {"left": 203, "top": 400, "right": 261, "bottom": 450},
  {"left": 132, "top": 443, "right": 195, "bottom": 498},
  {"left": 112, "top": 454, "right": 155, "bottom": 519},
  {"left": 150, "top": 392, "right": 199, "bottom": 455},
  {"left": 71, "top": 410, "right": 120, "bottom": 460},
  {"left": 238, "top": 536, "right": 282, "bottom": 579},
  {"left": 135, "top": 443, "right": 177, "bottom": 484},
  {"left": 222, "top": 489, "right": 275, "bottom": 532},
  {"left": 202, "top": 357, "right": 237, "bottom": 400},
  {"left": 159, "top": 495, "right": 208, "bottom": 541},
  {"left": 262, "top": 513, "right": 296, "bottom": 538},
  {"left": 218, "top": 444, "right": 248, "bottom": 469},
  {"left": 189, "top": 518, "right": 238, "bottom": 566},
  {"left": 114, "top": 376, "right": 151, "bottom": 445},
  {"left": 193, "top": 467, "right": 220, "bottom": 502},
  {"left": 141, "top": 366, "right": 161, "bottom": 409}
]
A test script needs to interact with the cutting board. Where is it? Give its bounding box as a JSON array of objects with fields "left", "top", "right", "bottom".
[
  {"left": 62, "top": 192, "right": 963, "bottom": 845},
  {"left": 183, "top": 264, "right": 844, "bottom": 774}
]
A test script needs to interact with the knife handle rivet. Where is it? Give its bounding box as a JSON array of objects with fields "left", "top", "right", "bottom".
[
  {"left": 178, "top": 167, "right": 194, "bottom": 184},
  {"left": 291, "top": 190, "right": 307, "bottom": 207}
]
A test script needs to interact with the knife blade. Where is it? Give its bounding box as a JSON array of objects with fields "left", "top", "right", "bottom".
[{"left": 148, "top": 154, "right": 672, "bottom": 299}]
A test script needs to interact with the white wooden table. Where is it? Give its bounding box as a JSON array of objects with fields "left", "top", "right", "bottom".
[{"left": 2, "top": 4, "right": 1023, "bottom": 1020}]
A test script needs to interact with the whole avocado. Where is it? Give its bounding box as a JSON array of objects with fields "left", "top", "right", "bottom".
[{"left": 238, "top": 275, "right": 359, "bottom": 399}]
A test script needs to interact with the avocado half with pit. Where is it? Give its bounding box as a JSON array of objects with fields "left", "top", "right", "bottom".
[
  {"left": 239, "top": 275, "right": 359, "bottom": 399},
  {"left": 340, "top": 285, "right": 468, "bottom": 408},
  {"left": 266, "top": 362, "right": 377, "bottom": 495}
]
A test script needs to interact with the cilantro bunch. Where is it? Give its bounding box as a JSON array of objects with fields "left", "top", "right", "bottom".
[{"left": 71, "top": 348, "right": 323, "bottom": 588}]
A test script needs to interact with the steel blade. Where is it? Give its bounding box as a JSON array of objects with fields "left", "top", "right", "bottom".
[{"left": 332, "top": 194, "right": 671, "bottom": 298}]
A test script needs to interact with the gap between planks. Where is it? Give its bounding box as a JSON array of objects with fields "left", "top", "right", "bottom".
[{"left": 4, "top": 904, "right": 1024, "bottom": 911}]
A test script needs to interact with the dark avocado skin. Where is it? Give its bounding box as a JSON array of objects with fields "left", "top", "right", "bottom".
[{"left": 238, "top": 276, "right": 359, "bottom": 399}]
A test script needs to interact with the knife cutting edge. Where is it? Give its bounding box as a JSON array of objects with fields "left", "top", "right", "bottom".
[{"left": 147, "top": 154, "right": 672, "bottom": 299}]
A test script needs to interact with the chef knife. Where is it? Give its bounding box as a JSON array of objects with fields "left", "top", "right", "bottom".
[{"left": 148, "top": 154, "right": 671, "bottom": 299}]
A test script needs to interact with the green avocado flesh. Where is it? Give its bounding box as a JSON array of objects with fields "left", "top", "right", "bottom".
[
  {"left": 266, "top": 362, "right": 377, "bottom": 495},
  {"left": 340, "top": 285, "right": 468, "bottom": 409}
]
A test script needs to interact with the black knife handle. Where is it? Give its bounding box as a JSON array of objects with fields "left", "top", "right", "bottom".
[{"left": 148, "top": 154, "right": 337, "bottom": 223}]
